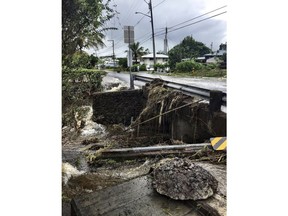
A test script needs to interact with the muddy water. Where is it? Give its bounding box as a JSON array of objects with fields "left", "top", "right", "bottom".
[
  {"left": 62, "top": 106, "right": 107, "bottom": 178},
  {"left": 62, "top": 77, "right": 149, "bottom": 195},
  {"left": 62, "top": 77, "right": 131, "bottom": 177},
  {"left": 80, "top": 106, "right": 107, "bottom": 137},
  {"left": 102, "top": 76, "right": 132, "bottom": 92},
  {"left": 62, "top": 102, "right": 113, "bottom": 216}
]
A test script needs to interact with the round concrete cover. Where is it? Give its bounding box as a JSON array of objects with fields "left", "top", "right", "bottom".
[{"left": 152, "top": 158, "right": 218, "bottom": 200}]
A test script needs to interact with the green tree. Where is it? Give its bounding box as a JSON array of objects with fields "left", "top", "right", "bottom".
[
  {"left": 62, "top": 0, "right": 115, "bottom": 64},
  {"left": 144, "top": 48, "right": 150, "bottom": 54},
  {"left": 68, "top": 51, "right": 99, "bottom": 69},
  {"left": 70, "top": 51, "right": 91, "bottom": 68},
  {"left": 118, "top": 58, "right": 128, "bottom": 69},
  {"left": 89, "top": 54, "right": 99, "bottom": 68},
  {"left": 168, "top": 36, "right": 210, "bottom": 69},
  {"left": 62, "top": 0, "right": 113, "bottom": 128},
  {"left": 129, "top": 42, "right": 145, "bottom": 64}
]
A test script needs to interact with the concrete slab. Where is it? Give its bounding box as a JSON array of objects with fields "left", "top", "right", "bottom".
[{"left": 71, "top": 175, "right": 198, "bottom": 216}]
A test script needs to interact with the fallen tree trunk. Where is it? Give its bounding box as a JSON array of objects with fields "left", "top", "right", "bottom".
[{"left": 99, "top": 143, "right": 212, "bottom": 158}]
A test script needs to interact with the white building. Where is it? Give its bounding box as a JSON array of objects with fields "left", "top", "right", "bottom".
[{"left": 140, "top": 54, "right": 168, "bottom": 70}]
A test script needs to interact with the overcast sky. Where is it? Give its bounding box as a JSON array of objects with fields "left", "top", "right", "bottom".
[{"left": 89, "top": 0, "right": 227, "bottom": 58}]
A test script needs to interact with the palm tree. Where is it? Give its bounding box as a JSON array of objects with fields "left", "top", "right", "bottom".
[{"left": 129, "top": 42, "right": 145, "bottom": 64}]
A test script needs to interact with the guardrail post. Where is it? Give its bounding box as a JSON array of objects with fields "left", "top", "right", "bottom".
[
  {"left": 130, "top": 74, "right": 134, "bottom": 89},
  {"left": 209, "top": 90, "right": 223, "bottom": 113}
]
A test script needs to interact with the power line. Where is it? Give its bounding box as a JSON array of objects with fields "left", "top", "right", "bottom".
[
  {"left": 121, "top": 0, "right": 145, "bottom": 25},
  {"left": 134, "top": 0, "right": 167, "bottom": 27},
  {"left": 150, "top": 5, "right": 227, "bottom": 38},
  {"left": 136, "top": 31, "right": 152, "bottom": 42},
  {"left": 168, "top": 11, "right": 227, "bottom": 34},
  {"left": 97, "top": 4, "right": 227, "bottom": 57},
  {"left": 153, "top": 0, "right": 168, "bottom": 9},
  {"left": 154, "top": 11, "right": 227, "bottom": 37},
  {"left": 133, "top": 11, "right": 150, "bottom": 27},
  {"left": 139, "top": 36, "right": 153, "bottom": 46},
  {"left": 137, "top": 9, "right": 227, "bottom": 52},
  {"left": 99, "top": 11, "right": 227, "bottom": 56},
  {"left": 169, "top": 5, "right": 226, "bottom": 30},
  {"left": 112, "top": 0, "right": 123, "bottom": 29}
]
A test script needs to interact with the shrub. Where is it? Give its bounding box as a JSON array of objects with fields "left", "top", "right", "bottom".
[
  {"left": 131, "top": 64, "right": 140, "bottom": 72},
  {"left": 205, "top": 63, "right": 218, "bottom": 70},
  {"left": 118, "top": 58, "right": 128, "bottom": 68},
  {"left": 154, "top": 63, "right": 165, "bottom": 70},
  {"left": 175, "top": 60, "right": 203, "bottom": 72},
  {"left": 62, "top": 68, "right": 105, "bottom": 127},
  {"left": 139, "top": 64, "right": 147, "bottom": 71}
]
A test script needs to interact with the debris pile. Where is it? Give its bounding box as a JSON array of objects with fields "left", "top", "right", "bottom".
[
  {"left": 131, "top": 79, "right": 191, "bottom": 137},
  {"left": 129, "top": 79, "right": 225, "bottom": 143},
  {"left": 152, "top": 158, "right": 218, "bottom": 200}
]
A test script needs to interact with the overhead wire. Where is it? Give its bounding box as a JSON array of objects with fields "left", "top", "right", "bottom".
[
  {"left": 169, "top": 5, "right": 226, "bottom": 30},
  {"left": 121, "top": 0, "right": 145, "bottom": 25},
  {"left": 97, "top": 3, "right": 227, "bottom": 56},
  {"left": 100, "top": 10, "right": 227, "bottom": 56},
  {"left": 163, "top": 11, "right": 227, "bottom": 36},
  {"left": 137, "top": 8, "right": 227, "bottom": 53},
  {"left": 153, "top": 0, "right": 168, "bottom": 9},
  {"left": 133, "top": 4, "right": 227, "bottom": 48},
  {"left": 112, "top": 0, "right": 123, "bottom": 29},
  {"left": 134, "top": 0, "right": 168, "bottom": 27},
  {"left": 134, "top": 11, "right": 150, "bottom": 27}
]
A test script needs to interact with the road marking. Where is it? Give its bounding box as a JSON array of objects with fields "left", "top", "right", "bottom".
[{"left": 210, "top": 137, "right": 227, "bottom": 150}]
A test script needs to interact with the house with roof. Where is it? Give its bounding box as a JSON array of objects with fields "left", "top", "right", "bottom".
[
  {"left": 196, "top": 43, "right": 227, "bottom": 64},
  {"left": 140, "top": 53, "right": 168, "bottom": 70}
]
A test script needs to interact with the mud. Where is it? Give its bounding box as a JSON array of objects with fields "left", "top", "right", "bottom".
[{"left": 152, "top": 158, "right": 218, "bottom": 200}]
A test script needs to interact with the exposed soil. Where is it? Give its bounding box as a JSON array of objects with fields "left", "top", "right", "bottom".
[{"left": 152, "top": 158, "right": 218, "bottom": 200}]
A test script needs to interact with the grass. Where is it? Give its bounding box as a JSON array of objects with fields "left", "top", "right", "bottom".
[{"left": 160, "top": 68, "right": 227, "bottom": 78}]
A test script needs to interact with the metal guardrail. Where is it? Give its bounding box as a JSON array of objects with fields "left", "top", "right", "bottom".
[{"left": 134, "top": 75, "right": 227, "bottom": 108}]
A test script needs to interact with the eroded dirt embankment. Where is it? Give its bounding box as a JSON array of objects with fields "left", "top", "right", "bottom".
[{"left": 93, "top": 79, "right": 226, "bottom": 143}]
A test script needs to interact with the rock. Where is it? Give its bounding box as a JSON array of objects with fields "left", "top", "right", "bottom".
[{"left": 152, "top": 158, "right": 218, "bottom": 200}]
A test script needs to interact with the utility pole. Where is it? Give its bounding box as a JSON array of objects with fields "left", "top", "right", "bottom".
[
  {"left": 128, "top": 26, "right": 134, "bottom": 89},
  {"left": 148, "top": 0, "right": 156, "bottom": 68},
  {"left": 164, "top": 27, "right": 168, "bottom": 55},
  {"left": 210, "top": 42, "right": 213, "bottom": 54},
  {"left": 108, "top": 40, "right": 115, "bottom": 68},
  {"left": 136, "top": 0, "right": 156, "bottom": 70}
]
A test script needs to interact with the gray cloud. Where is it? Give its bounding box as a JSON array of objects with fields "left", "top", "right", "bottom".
[{"left": 92, "top": 0, "right": 227, "bottom": 57}]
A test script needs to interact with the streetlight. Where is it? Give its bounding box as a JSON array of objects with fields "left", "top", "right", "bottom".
[{"left": 135, "top": 0, "right": 156, "bottom": 70}]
